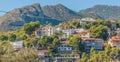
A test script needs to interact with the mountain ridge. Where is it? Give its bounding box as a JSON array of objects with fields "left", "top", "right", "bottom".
[
  {"left": 42, "top": 4, "right": 82, "bottom": 21},
  {"left": 0, "top": 3, "right": 60, "bottom": 32},
  {"left": 79, "top": 5, "right": 120, "bottom": 20},
  {"left": 0, "top": 3, "right": 120, "bottom": 32}
]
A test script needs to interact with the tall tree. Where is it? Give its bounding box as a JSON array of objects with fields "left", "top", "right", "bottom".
[
  {"left": 89, "top": 25, "right": 108, "bottom": 40},
  {"left": 8, "top": 33, "right": 16, "bottom": 41},
  {"left": 0, "top": 35, "right": 8, "bottom": 41},
  {"left": 23, "top": 38, "right": 38, "bottom": 48},
  {"left": 69, "top": 36, "right": 83, "bottom": 53},
  {"left": 22, "top": 21, "right": 40, "bottom": 37}
]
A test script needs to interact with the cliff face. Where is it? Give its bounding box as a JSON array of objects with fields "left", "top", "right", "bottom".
[
  {"left": 1, "top": 3, "right": 120, "bottom": 32},
  {"left": 0, "top": 3, "right": 60, "bottom": 31},
  {"left": 80, "top": 5, "right": 120, "bottom": 20},
  {"left": 42, "top": 4, "right": 81, "bottom": 21}
]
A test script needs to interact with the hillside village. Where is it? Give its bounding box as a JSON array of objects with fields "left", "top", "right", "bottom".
[
  {"left": 0, "top": 17, "right": 119, "bottom": 62},
  {"left": 1, "top": 0, "right": 120, "bottom": 62}
]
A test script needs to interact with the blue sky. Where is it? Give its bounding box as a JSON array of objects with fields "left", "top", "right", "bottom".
[{"left": 0, "top": 0, "right": 120, "bottom": 16}]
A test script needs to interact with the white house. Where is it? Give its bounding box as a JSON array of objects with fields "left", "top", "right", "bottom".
[
  {"left": 62, "top": 29, "right": 75, "bottom": 38},
  {"left": 73, "top": 30, "right": 90, "bottom": 39},
  {"left": 10, "top": 41, "right": 23, "bottom": 50},
  {"left": 37, "top": 50, "right": 49, "bottom": 56},
  {"left": 55, "top": 27, "right": 62, "bottom": 32},
  {"left": 80, "top": 18, "right": 95, "bottom": 24},
  {"left": 40, "top": 26, "right": 55, "bottom": 36},
  {"left": 56, "top": 41, "right": 78, "bottom": 62},
  {"left": 37, "top": 50, "right": 49, "bottom": 62},
  {"left": 74, "top": 28, "right": 85, "bottom": 33},
  {"left": 57, "top": 41, "right": 73, "bottom": 53}
]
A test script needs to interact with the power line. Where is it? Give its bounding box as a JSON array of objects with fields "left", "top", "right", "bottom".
[{"left": 0, "top": 10, "right": 8, "bottom": 13}]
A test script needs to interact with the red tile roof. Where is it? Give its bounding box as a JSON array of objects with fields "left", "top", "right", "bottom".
[
  {"left": 84, "top": 38, "right": 103, "bottom": 41},
  {"left": 109, "top": 19, "right": 116, "bottom": 22},
  {"left": 37, "top": 50, "right": 48, "bottom": 53},
  {"left": 111, "top": 36, "right": 120, "bottom": 41}
]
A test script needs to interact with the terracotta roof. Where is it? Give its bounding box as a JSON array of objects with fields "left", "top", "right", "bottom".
[
  {"left": 84, "top": 38, "right": 103, "bottom": 41},
  {"left": 117, "top": 28, "right": 120, "bottom": 31},
  {"left": 37, "top": 50, "right": 48, "bottom": 53},
  {"left": 109, "top": 19, "right": 116, "bottom": 22},
  {"left": 111, "top": 36, "right": 120, "bottom": 41}
]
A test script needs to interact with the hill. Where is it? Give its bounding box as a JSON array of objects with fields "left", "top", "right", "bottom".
[
  {"left": 0, "top": 3, "right": 60, "bottom": 32},
  {"left": 80, "top": 5, "right": 120, "bottom": 20},
  {"left": 1, "top": 4, "right": 120, "bottom": 32},
  {"left": 42, "top": 4, "right": 82, "bottom": 21}
]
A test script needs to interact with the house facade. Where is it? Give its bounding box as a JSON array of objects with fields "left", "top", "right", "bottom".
[
  {"left": 10, "top": 41, "right": 23, "bottom": 50},
  {"left": 74, "top": 28, "right": 85, "bottom": 33},
  {"left": 83, "top": 38, "right": 103, "bottom": 52},
  {"left": 37, "top": 50, "right": 49, "bottom": 56},
  {"left": 37, "top": 50, "right": 50, "bottom": 62},
  {"left": 80, "top": 18, "right": 95, "bottom": 24},
  {"left": 57, "top": 41, "right": 73, "bottom": 53},
  {"left": 40, "top": 26, "right": 55, "bottom": 36},
  {"left": 73, "top": 30, "right": 90, "bottom": 39},
  {"left": 53, "top": 56, "right": 79, "bottom": 62},
  {"left": 108, "top": 36, "right": 120, "bottom": 49},
  {"left": 62, "top": 29, "right": 75, "bottom": 38},
  {"left": 56, "top": 40, "right": 79, "bottom": 62}
]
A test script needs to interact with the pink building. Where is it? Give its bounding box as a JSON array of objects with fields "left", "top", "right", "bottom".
[{"left": 108, "top": 36, "right": 120, "bottom": 49}]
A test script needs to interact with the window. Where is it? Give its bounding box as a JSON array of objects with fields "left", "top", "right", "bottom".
[
  {"left": 58, "top": 48, "right": 60, "bottom": 51},
  {"left": 69, "top": 47, "right": 71, "bottom": 50}
]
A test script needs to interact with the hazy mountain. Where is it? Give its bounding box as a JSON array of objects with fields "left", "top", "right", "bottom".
[
  {"left": 80, "top": 5, "right": 120, "bottom": 20},
  {"left": 42, "top": 4, "right": 82, "bottom": 21},
  {"left": 0, "top": 3, "right": 60, "bottom": 32}
]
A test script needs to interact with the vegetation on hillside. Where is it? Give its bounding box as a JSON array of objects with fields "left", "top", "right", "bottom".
[
  {"left": 79, "top": 45, "right": 120, "bottom": 62},
  {"left": 80, "top": 5, "right": 120, "bottom": 20},
  {"left": 0, "top": 20, "right": 120, "bottom": 61}
]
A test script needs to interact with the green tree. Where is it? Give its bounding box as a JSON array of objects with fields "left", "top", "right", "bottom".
[
  {"left": 15, "top": 31, "right": 27, "bottom": 40},
  {"left": 22, "top": 21, "right": 40, "bottom": 37},
  {"left": 23, "top": 38, "right": 38, "bottom": 48},
  {"left": 38, "top": 36, "right": 51, "bottom": 49},
  {"left": 104, "top": 45, "right": 111, "bottom": 56},
  {"left": 51, "top": 38, "right": 60, "bottom": 55},
  {"left": 80, "top": 53, "right": 87, "bottom": 62},
  {"left": 52, "top": 38, "right": 60, "bottom": 47},
  {"left": 89, "top": 25, "right": 108, "bottom": 40},
  {"left": 0, "top": 35, "right": 8, "bottom": 41},
  {"left": 48, "top": 45, "right": 54, "bottom": 56},
  {"left": 8, "top": 33, "right": 16, "bottom": 41},
  {"left": 110, "top": 48, "right": 119, "bottom": 60},
  {"left": 1, "top": 48, "right": 39, "bottom": 62},
  {"left": 81, "top": 23, "right": 90, "bottom": 29},
  {"left": 59, "top": 19, "right": 81, "bottom": 29},
  {"left": 69, "top": 36, "right": 83, "bottom": 53}
]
